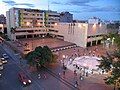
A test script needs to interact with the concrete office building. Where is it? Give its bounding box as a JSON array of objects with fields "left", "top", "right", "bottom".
[
  {"left": 6, "top": 8, "right": 60, "bottom": 40},
  {"left": 0, "top": 14, "right": 7, "bottom": 33},
  {"left": 0, "top": 14, "right": 6, "bottom": 24},
  {"left": 49, "top": 22, "right": 107, "bottom": 48},
  {"left": 60, "top": 12, "right": 73, "bottom": 23}
]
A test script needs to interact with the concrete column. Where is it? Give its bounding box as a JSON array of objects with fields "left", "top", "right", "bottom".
[
  {"left": 91, "top": 41, "right": 92, "bottom": 46},
  {"left": 26, "top": 35, "right": 27, "bottom": 39},
  {"left": 96, "top": 40, "right": 98, "bottom": 45},
  {"left": 39, "top": 34, "right": 41, "bottom": 37}
]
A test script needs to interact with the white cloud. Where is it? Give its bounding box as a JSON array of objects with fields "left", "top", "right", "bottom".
[{"left": 0, "top": 2, "right": 10, "bottom": 15}]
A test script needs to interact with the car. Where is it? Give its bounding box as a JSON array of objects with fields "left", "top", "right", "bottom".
[
  {"left": 1, "top": 58, "right": 7, "bottom": 64},
  {"left": 2, "top": 54, "right": 9, "bottom": 59},
  {"left": 18, "top": 72, "right": 32, "bottom": 86},
  {"left": 0, "top": 61, "right": 3, "bottom": 70},
  {"left": 0, "top": 71, "right": 2, "bottom": 77}
]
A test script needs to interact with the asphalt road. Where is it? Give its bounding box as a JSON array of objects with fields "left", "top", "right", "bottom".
[{"left": 0, "top": 44, "right": 45, "bottom": 90}]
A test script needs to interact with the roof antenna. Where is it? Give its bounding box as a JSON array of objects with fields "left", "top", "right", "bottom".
[{"left": 48, "top": 0, "right": 50, "bottom": 11}]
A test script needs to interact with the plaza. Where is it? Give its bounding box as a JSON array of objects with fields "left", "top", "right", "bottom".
[{"left": 0, "top": 0, "right": 119, "bottom": 90}]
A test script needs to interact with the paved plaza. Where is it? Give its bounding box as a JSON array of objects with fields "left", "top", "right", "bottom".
[{"left": 9, "top": 38, "right": 75, "bottom": 54}]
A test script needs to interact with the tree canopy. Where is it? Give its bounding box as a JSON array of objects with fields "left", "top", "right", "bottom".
[
  {"left": 25, "top": 46, "right": 57, "bottom": 69},
  {"left": 98, "top": 33, "right": 120, "bottom": 90}
]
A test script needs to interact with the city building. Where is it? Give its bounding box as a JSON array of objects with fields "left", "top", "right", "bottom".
[
  {"left": 0, "top": 14, "right": 6, "bottom": 24},
  {"left": 118, "top": 26, "right": 120, "bottom": 34},
  {"left": 6, "top": 7, "right": 60, "bottom": 40},
  {"left": 49, "top": 22, "right": 107, "bottom": 47},
  {"left": 0, "top": 14, "right": 7, "bottom": 33},
  {"left": 60, "top": 12, "right": 73, "bottom": 23},
  {"left": 6, "top": 8, "right": 118, "bottom": 48}
]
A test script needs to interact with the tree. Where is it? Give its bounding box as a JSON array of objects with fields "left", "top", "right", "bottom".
[
  {"left": 98, "top": 33, "right": 120, "bottom": 90},
  {"left": 42, "top": 46, "right": 53, "bottom": 63},
  {"left": 26, "top": 51, "right": 39, "bottom": 66},
  {"left": 25, "top": 46, "right": 57, "bottom": 70}
]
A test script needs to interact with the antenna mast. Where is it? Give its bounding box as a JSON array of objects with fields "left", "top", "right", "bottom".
[{"left": 48, "top": 0, "right": 49, "bottom": 11}]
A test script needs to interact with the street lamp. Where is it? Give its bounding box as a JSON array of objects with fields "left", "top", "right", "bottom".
[
  {"left": 62, "top": 55, "right": 67, "bottom": 70},
  {"left": 62, "top": 55, "right": 65, "bottom": 64}
]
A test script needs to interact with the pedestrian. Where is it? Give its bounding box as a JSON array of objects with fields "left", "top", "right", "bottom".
[
  {"left": 44, "top": 74, "right": 46, "bottom": 79},
  {"left": 86, "top": 72, "right": 88, "bottom": 77},
  {"left": 74, "top": 81, "right": 78, "bottom": 87},
  {"left": 80, "top": 76, "right": 84, "bottom": 81},
  {"left": 38, "top": 73, "right": 41, "bottom": 79},
  {"left": 74, "top": 70, "right": 76, "bottom": 74},
  {"left": 63, "top": 70, "right": 65, "bottom": 75},
  {"left": 58, "top": 72, "right": 61, "bottom": 76},
  {"left": 77, "top": 49, "right": 79, "bottom": 52}
]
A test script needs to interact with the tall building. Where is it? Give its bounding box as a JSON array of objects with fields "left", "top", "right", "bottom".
[
  {"left": 6, "top": 7, "right": 60, "bottom": 40},
  {"left": 60, "top": 12, "right": 73, "bottom": 23},
  {"left": 0, "top": 14, "right": 6, "bottom": 24},
  {"left": 0, "top": 14, "right": 7, "bottom": 33}
]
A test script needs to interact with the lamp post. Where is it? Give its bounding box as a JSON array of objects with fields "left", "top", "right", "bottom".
[{"left": 62, "top": 55, "right": 65, "bottom": 67}]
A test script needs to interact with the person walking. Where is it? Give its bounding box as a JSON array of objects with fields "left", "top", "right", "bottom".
[
  {"left": 74, "top": 81, "right": 78, "bottom": 87},
  {"left": 38, "top": 73, "right": 41, "bottom": 79},
  {"left": 44, "top": 74, "right": 47, "bottom": 79}
]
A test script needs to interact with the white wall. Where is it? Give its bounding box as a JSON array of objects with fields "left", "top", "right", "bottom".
[
  {"left": 87, "top": 24, "right": 107, "bottom": 36},
  {"left": 52, "top": 23, "right": 88, "bottom": 47}
]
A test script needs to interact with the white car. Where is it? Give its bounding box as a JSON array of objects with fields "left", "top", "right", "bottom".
[
  {"left": 1, "top": 58, "right": 7, "bottom": 64},
  {"left": 0, "top": 61, "right": 3, "bottom": 70},
  {"left": 2, "top": 54, "right": 9, "bottom": 59}
]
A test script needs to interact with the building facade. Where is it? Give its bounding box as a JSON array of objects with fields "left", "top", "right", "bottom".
[
  {"left": 49, "top": 22, "right": 107, "bottom": 48},
  {"left": 6, "top": 8, "right": 118, "bottom": 48},
  {"left": 6, "top": 8, "right": 60, "bottom": 40},
  {"left": 60, "top": 12, "right": 73, "bottom": 23},
  {"left": 0, "top": 14, "right": 6, "bottom": 24},
  {"left": 0, "top": 14, "right": 7, "bottom": 33}
]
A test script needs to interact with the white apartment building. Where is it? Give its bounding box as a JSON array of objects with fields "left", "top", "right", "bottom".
[{"left": 6, "top": 8, "right": 60, "bottom": 40}]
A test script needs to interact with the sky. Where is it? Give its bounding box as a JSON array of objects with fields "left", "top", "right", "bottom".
[{"left": 0, "top": 0, "right": 120, "bottom": 20}]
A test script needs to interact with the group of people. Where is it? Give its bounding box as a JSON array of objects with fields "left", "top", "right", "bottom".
[{"left": 38, "top": 73, "right": 47, "bottom": 79}]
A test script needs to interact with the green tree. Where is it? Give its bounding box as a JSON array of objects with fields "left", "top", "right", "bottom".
[
  {"left": 26, "top": 51, "right": 39, "bottom": 66},
  {"left": 42, "top": 46, "right": 53, "bottom": 63},
  {"left": 25, "top": 46, "right": 57, "bottom": 69},
  {"left": 98, "top": 33, "right": 120, "bottom": 90}
]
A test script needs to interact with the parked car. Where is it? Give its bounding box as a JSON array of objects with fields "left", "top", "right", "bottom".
[
  {"left": 18, "top": 72, "right": 32, "bottom": 86},
  {"left": 0, "top": 70, "right": 2, "bottom": 77},
  {"left": 2, "top": 54, "right": 9, "bottom": 59},
  {"left": 1, "top": 58, "right": 7, "bottom": 64},
  {"left": 0, "top": 61, "right": 3, "bottom": 70}
]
